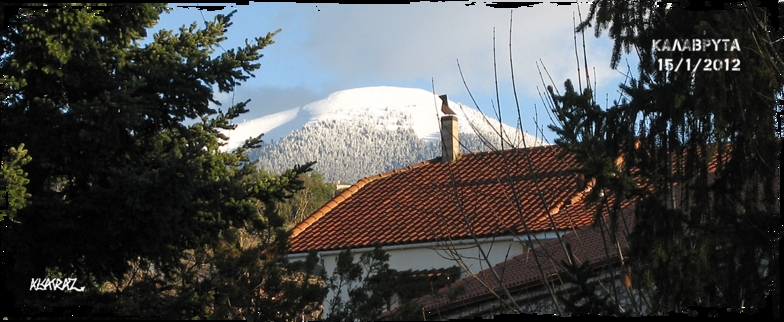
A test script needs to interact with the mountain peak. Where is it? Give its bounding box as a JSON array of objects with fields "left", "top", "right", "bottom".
[{"left": 220, "top": 86, "right": 542, "bottom": 152}]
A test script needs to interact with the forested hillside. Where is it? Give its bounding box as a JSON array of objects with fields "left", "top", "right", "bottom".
[{"left": 248, "top": 117, "right": 526, "bottom": 183}]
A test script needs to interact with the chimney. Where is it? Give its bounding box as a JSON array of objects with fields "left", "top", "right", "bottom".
[{"left": 439, "top": 95, "right": 459, "bottom": 163}]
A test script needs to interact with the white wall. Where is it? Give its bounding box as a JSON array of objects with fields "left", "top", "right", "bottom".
[{"left": 289, "top": 231, "right": 567, "bottom": 318}]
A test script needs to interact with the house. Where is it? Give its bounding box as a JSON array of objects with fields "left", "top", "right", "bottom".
[
  {"left": 286, "top": 102, "right": 623, "bottom": 319},
  {"left": 380, "top": 205, "right": 643, "bottom": 320},
  {"left": 380, "top": 140, "right": 780, "bottom": 320}
]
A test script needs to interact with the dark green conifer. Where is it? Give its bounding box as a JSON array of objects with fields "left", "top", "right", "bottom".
[
  {"left": 548, "top": 2, "right": 780, "bottom": 313},
  {"left": 1, "top": 4, "right": 324, "bottom": 318}
]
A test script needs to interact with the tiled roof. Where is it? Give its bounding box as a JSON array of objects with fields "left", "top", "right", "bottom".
[
  {"left": 289, "top": 145, "right": 600, "bottom": 254},
  {"left": 375, "top": 140, "right": 779, "bottom": 318},
  {"left": 388, "top": 206, "right": 635, "bottom": 317}
]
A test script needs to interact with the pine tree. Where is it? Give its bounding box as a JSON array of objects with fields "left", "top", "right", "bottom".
[
  {"left": 1, "top": 3, "right": 325, "bottom": 318},
  {"left": 548, "top": 1, "right": 780, "bottom": 314}
]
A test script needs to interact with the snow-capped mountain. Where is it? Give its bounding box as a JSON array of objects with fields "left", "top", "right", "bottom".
[
  {"left": 220, "top": 86, "right": 546, "bottom": 183},
  {"left": 221, "top": 86, "right": 541, "bottom": 151}
]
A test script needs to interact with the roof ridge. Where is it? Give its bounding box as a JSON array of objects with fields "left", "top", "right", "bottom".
[{"left": 289, "top": 158, "right": 437, "bottom": 239}]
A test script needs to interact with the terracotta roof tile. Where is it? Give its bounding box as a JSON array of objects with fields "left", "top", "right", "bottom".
[
  {"left": 377, "top": 141, "right": 780, "bottom": 318},
  {"left": 289, "top": 145, "right": 601, "bottom": 253}
]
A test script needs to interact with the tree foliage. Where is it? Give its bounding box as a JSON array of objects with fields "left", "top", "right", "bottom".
[
  {"left": 557, "top": 244, "right": 624, "bottom": 317},
  {"left": 326, "top": 246, "right": 391, "bottom": 322},
  {"left": 1, "top": 144, "right": 32, "bottom": 221},
  {"left": 91, "top": 175, "right": 327, "bottom": 320},
  {"left": 272, "top": 170, "right": 337, "bottom": 227},
  {"left": 324, "top": 245, "right": 460, "bottom": 321},
  {"left": 1, "top": 3, "right": 325, "bottom": 318},
  {"left": 548, "top": 1, "right": 780, "bottom": 313}
]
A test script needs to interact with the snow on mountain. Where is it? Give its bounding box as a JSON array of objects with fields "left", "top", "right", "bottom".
[
  {"left": 219, "top": 86, "right": 544, "bottom": 152},
  {"left": 221, "top": 106, "right": 300, "bottom": 151}
]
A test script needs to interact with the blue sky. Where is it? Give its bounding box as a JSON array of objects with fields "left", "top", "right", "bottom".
[{"left": 147, "top": 2, "right": 639, "bottom": 143}]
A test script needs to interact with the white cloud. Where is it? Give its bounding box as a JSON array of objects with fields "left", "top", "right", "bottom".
[
  {"left": 161, "top": 3, "right": 639, "bottom": 142},
  {"left": 285, "top": 3, "right": 619, "bottom": 97}
]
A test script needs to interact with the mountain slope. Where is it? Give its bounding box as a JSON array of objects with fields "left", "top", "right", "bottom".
[{"left": 222, "top": 86, "right": 546, "bottom": 183}]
